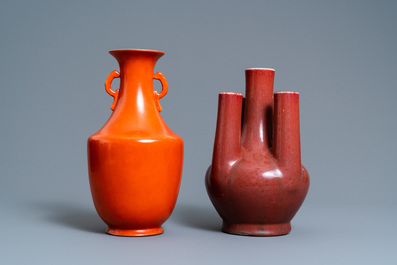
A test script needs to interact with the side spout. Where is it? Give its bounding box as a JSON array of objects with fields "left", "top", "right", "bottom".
[
  {"left": 273, "top": 92, "right": 301, "bottom": 178},
  {"left": 210, "top": 92, "right": 243, "bottom": 180}
]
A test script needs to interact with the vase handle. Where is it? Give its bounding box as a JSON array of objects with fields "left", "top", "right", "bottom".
[
  {"left": 153, "top": 72, "right": 168, "bottom": 112},
  {"left": 105, "top": 70, "right": 120, "bottom": 111}
]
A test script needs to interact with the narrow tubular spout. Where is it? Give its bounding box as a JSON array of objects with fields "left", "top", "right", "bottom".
[
  {"left": 212, "top": 93, "right": 243, "bottom": 168},
  {"left": 273, "top": 92, "right": 301, "bottom": 176},
  {"left": 242, "top": 68, "right": 275, "bottom": 150}
]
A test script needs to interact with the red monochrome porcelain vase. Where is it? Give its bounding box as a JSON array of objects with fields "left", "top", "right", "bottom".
[
  {"left": 205, "top": 68, "right": 309, "bottom": 236},
  {"left": 87, "top": 49, "right": 184, "bottom": 236}
]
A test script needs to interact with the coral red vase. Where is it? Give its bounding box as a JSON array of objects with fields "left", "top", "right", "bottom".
[
  {"left": 205, "top": 68, "right": 309, "bottom": 236},
  {"left": 87, "top": 49, "right": 184, "bottom": 236}
]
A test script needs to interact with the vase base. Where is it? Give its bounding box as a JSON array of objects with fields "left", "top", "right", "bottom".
[
  {"left": 106, "top": 227, "right": 164, "bottom": 237},
  {"left": 222, "top": 222, "right": 291, "bottom": 236}
]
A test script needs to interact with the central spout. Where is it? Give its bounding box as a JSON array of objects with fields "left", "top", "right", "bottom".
[{"left": 241, "top": 68, "right": 275, "bottom": 151}]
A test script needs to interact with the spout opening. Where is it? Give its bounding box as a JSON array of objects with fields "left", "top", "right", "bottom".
[
  {"left": 274, "top": 91, "right": 299, "bottom": 95},
  {"left": 245, "top": 68, "right": 275, "bottom": 72},
  {"left": 219, "top": 92, "right": 243, "bottom": 96}
]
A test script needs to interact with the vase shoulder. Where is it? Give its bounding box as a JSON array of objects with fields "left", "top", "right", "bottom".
[{"left": 89, "top": 130, "right": 181, "bottom": 139}]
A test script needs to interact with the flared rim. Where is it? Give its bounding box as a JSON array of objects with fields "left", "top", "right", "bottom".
[{"left": 109, "top": 48, "right": 164, "bottom": 54}]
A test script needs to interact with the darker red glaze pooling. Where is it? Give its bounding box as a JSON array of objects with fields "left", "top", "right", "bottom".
[{"left": 205, "top": 69, "right": 309, "bottom": 236}]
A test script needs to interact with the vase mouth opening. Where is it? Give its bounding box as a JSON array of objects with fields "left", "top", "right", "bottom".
[
  {"left": 245, "top": 67, "right": 275, "bottom": 72},
  {"left": 109, "top": 48, "right": 165, "bottom": 55}
]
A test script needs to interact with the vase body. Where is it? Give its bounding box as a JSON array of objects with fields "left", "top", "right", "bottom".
[
  {"left": 87, "top": 49, "right": 184, "bottom": 236},
  {"left": 205, "top": 68, "right": 309, "bottom": 236}
]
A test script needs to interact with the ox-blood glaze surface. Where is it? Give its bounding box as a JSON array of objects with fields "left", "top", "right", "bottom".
[{"left": 206, "top": 68, "right": 309, "bottom": 236}]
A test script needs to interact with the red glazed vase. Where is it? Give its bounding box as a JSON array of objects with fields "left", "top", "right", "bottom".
[
  {"left": 205, "top": 68, "right": 309, "bottom": 236},
  {"left": 87, "top": 49, "right": 184, "bottom": 236}
]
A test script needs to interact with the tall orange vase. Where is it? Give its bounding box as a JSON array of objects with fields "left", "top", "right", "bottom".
[{"left": 87, "top": 49, "right": 184, "bottom": 237}]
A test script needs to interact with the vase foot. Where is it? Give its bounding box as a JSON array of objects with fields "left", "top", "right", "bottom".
[
  {"left": 106, "top": 227, "right": 164, "bottom": 237},
  {"left": 222, "top": 222, "right": 291, "bottom": 236}
]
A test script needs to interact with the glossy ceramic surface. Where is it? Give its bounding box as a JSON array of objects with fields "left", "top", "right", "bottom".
[
  {"left": 87, "top": 49, "right": 184, "bottom": 237},
  {"left": 205, "top": 68, "right": 309, "bottom": 236}
]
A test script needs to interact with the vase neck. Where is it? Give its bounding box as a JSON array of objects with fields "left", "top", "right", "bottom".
[
  {"left": 112, "top": 50, "right": 163, "bottom": 112},
  {"left": 241, "top": 69, "right": 275, "bottom": 151},
  {"left": 101, "top": 50, "right": 168, "bottom": 134}
]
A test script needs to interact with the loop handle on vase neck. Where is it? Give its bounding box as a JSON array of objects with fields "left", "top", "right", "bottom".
[
  {"left": 105, "top": 70, "right": 120, "bottom": 111},
  {"left": 153, "top": 72, "right": 168, "bottom": 112}
]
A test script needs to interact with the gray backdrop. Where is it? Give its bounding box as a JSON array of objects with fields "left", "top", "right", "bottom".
[{"left": 1, "top": 0, "right": 396, "bottom": 264}]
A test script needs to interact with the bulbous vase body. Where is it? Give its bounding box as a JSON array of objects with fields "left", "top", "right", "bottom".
[
  {"left": 87, "top": 49, "right": 183, "bottom": 236},
  {"left": 205, "top": 68, "right": 309, "bottom": 236}
]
